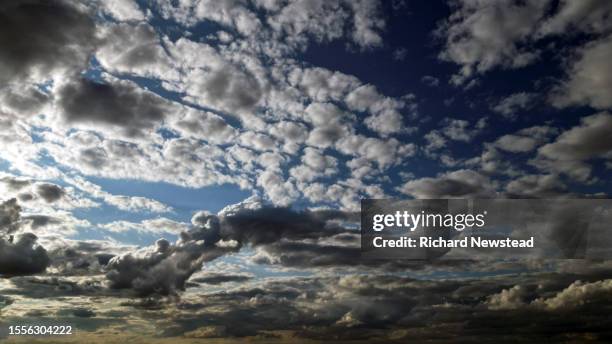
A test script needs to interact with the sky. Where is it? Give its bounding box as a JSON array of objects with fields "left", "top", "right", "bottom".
[{"left": 1, "top": 0, "right": 612, "bottom": 342}]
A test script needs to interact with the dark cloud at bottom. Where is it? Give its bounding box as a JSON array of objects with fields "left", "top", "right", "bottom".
[
  {"left": 3, "top": 197, "right": 612, "bottom": 342},
  {"left": 3, "top": 270, "right": 612, "bottom": 343}
]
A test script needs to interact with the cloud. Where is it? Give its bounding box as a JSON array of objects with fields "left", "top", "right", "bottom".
[
  {"left": 537, "top": 0, "right": 612, "bottom": 37},
  {"left": 65, "top": 175, "right": 172, "bottom": 214},
  {"left": 34, "top": 183, "right": 65, "bottom": 203},
  {"left": 264, "top": 0, "right": 385, "bottom": 50},
  {"left": 492, "top": 92, "right": 536, "bottom": 119},
  {"left": 291, "top": 67, "right": 359, "bottom": 103},
  {"left": 98, "top": 272, "right": 612, "bottom": 341},
  {"left": 345, "top": 85, "right": 412, "bottom": 137},
  {"left": 336, "top": 134, "right": 415, "bottom": 169},
  {"left": 104, "top": 209, "right": 237, "bottom": 296},
  {"left": 393, "top": 48, "right": 408, "bottom": 61},
  {"left": 54, "top": 77, "right": 172, "bottom": 138},
  {"left": 533, "top": 279, "right": 612, "bottom": 310},
  {"left": 100, "top": 0, "right": 145, "bottom": 22},
  {"left": 191, "top": 273, "right": 252, "bottom": 285},
  {"left": 492, "top": 125, "right": 558, "bottom": 153},
  {"left": 424, "top": 130, "right": 447, "bottom": 153},
  {"left": 437, "top": 0, "right": 548, "bottom": 85},
  {"left": 0, "top": 198, "right": 22, "bottom": 235},
  {"left": 551, "top": 34, "right": 612, "bottom": 109},
  {"left": 438, "top": 0, "right": 612, "bottom": 89},
  {"left": 421, "top": 75, "right": 440, "bottom": 87},
  {"left": 101, "top": 218, "right": 189, "bottom": 236},
  {"left": 534, "top": 112, "right": 612, "bottom": 181},
  {"left": 0, "top": 199, "right": 50, "bottom": 275},
  {"left": 494, "top": 135, "right": 538, "bottom": 153},
  {"left": 0, "top": 0, "right": 96, "bottom": 85},
  {"left": 486, "top": 285, "right": 528, "bottom": 310},
  {"left": 182, "top": 62, "right": 264, "bottom": 117},
  {"left": 256, "top": 170, "right": 299, "bottom": 206},
  {"left": 289, "top": 147, "right": 338, "bottom": 183},
  {"left": 0, "top": 84, "right": 50, "bottom": 119},
  {"left": 0, "top": 234, "right": 51, "bottom": 275},
  {"left": 398, "top": 169, "right": 496, "bottom": 198},
  {"left": 171, "top": 108, "right": 238, "bottom": 145},
  {"left": 0, "top": 0, "right": 417, "bottom": 210},
  {"left": 347, "top": 0, "right": 386, "bottom": 49},
  {"left": 217, "top": 197, "right": 350, "bottom": 246},
  {"left": 440, "top": 118, "right": 487, "bottom": 142},
  {"left": 96, "top": 22, "right": 176, "bottom": 79},
  {"left": 0, "top": 174, "right": 98, "bottom": 211},
  {"left": 504, "top": 174, "right": 567, "bottom": 198}
]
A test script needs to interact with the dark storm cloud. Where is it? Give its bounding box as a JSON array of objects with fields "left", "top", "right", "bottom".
[
  {"left": 199, "top": 203, "right": 468, "bottom": 271},
  {"left": 0, "top": 199, "right": 50, "bottom": 275},
  {"left": 105, "top": 218, "right": 236, "bottom": 296},
  {"left": 153, "top": 273, "right": 612, "bottom": 341},
  {"left": 103, "top": 205, "right": 358, "bottom": 296},
  {"left": 3, "top": 275, "right": 106, "bottom": 299},
  {"left": 34, "top": 183, "right": 65, "bottom": 203},
  {"left": 251, "top": 240, "right": 364, "bottom": 268},
  {"left": 219, "top": 207, "right": 350, "bottom": 246},
  {"left": 43, "top": 239, "right": 139, "bottom": 276},
  {"left": 192, "top": 273, "right": 252, "bottom": 285},
  {"left": 0, "top": 0, "right": 96, "bottom": 84},
  {"left": 56, "top": 77, "right": 171, "bottom": 137},
  {"left": 0, "top": 233, "right": 50, "bottom": 275}
]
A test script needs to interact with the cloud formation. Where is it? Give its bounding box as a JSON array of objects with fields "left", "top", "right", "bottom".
[
  {"left": 0, "top": 0, "right": 95, "bottom": 85},
  {"left": 0, "top": 199, "right": 50, "bottom": 275}
]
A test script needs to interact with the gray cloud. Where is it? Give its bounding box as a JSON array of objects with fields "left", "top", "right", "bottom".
[
  {"left": 34, "top": 183, "right": 65, "bottom": 203},
  {"left": 139, "top": 272, "right": 612, "bottom": 341},
  {"left": 398, "top": 169, "right": 496, "bottom": 198},
  {"left": 534, "top": 112, "right": 612, "bottom": 181},
  {"left": 0, "top": 0, "right": 95, "bottom": 85},
  {"left": 96, "top": 22, "right": 175, "bottom": 79},
  {"left": 185, "top": 65, "right": 264, "bottom": 116},
  {"left": 0, "top": 233, "right": 50, "bottom": 275},
  {"left": 105, "top": 211, "right": 236, "bottom": 296},
  {"left": 0, "top": 176, "right": 31, "bottom": 191},
  {"left": 0, "top": 199, "right": 51, "bottom": 275},
  {"left": 55, "top": 77, "right": 171, "bottom": 137},
  {"left": 492, "top": 92, "right": 536, "bottom": 119},
  {"left": 192, "top": 273, "right": 252, "bottom": 285},
  {"left": 219, "top": 205, "right": 349, "bottom": 246},
  {"left": 551, "top": 34, "right": 612, "bottom": 109},
  {"left": 437, "top": 0, "right": 547, "bottom": 85},
  {"left": 0, "top": 198, "right": 21, "bottom": 235},
  {"left": 504, "top": 174, "right": 567, "bottom": 198}
]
